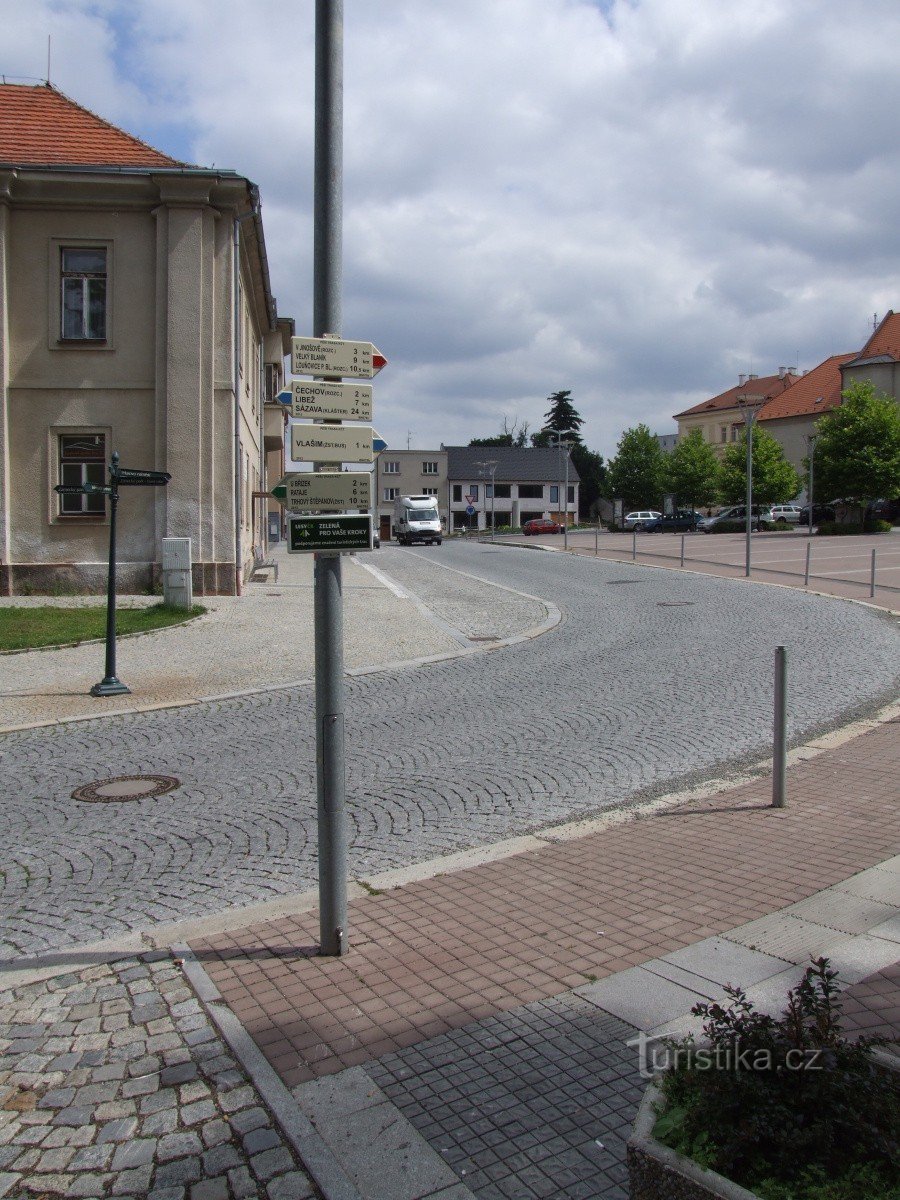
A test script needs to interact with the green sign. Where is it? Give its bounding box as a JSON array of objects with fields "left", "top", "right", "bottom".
[{"left": 288, "top": 514, "right": 373, "bottom": 554}]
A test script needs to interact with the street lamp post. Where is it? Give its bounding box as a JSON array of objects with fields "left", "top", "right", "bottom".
[
  {"left": 476, "top": 459, "right": 497, "bottom": 540},
  {"left": 806, "top": 434, "right": 817, "bottom": 538},
  {"left": 545, "top": 429, "right": 575, "bottom": 550},
  {"left": 736, "top": 395, "right": 763, "bottom": 577}
]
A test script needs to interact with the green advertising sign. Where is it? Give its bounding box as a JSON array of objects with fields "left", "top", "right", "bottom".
[{"left": 288, "top": 514, "right": 373, "bottom": 554}]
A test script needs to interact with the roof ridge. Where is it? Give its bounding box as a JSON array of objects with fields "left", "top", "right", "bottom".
[{"left": 45, "top": 81, "right": 188, "bottom": 167}]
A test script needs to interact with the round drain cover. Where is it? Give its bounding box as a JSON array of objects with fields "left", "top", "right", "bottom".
[{"left": 72, "top": 774, "right": 180, "bottom": 803}]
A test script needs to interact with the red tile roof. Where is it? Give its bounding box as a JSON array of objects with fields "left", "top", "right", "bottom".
[
  {"left": 849, "top": 310, "right": 900, "bottom": 364},
  {"left": 0, "top": 82, "right": 185, "bottom": 168},
  {"left": 673, "top": 372, "right": 797, "bottom": 420},
  {"left": 757, "top": 354, "right": 854, "bottom": 422}
]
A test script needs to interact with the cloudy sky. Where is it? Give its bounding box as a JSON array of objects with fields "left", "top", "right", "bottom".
[{"left": 4, "top": 0, "right": 900, "bottom": 457}]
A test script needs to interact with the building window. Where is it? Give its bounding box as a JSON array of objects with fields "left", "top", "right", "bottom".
[
  {"left": 549, "top": 485, "right": 559, "bottom": 504},
  {"left": 493, "top": 483, "right": 511, "bottom": 499},
  {"left": 422, "top": 461, "right": 438, "bottom": 474},
  {"left": 720, "top": 425, "right": 728, "bottom": 443},
  {"left": 422, "top": 487, "right": 439, "bottom": 496},
  {"left": 486, "top": 484, "right": 493, "bottom": 499},
  {"left": 518, "top": 483, "right": 543, "bottom": 499},
  {"left": 61, "top": 248, "right": 107, "bottom": 340},
  {"left": 58, "top": 434, "right": 106, "bottom": 516},
  {"left": 384, "top": 461, "right": 400, "bottom": 474},
  {"left": 468, "top": 484, "right": 479, "bottom": 501},
  {"left": 567, "top": 485, "right": 575, "bottom": 503},
  {"left": 731, "top": 425, "right": 739, "bottom": 442},
  {"left": 265, "top": 363, "right": 279, "bottom": 403},
  {"left": 452, "top": 484, "right": 462, "bottom": 502},
  {"left": 383, "top": 487, "right": 399, "bottom": 501}
]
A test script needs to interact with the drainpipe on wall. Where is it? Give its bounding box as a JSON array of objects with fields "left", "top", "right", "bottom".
[{"left": 233, "top": 217, "right": 243, "bottom": 596}]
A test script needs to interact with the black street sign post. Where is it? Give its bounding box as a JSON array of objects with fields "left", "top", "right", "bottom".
[{"left": 55, "top": 452, "right": 171, "bottom": 697}]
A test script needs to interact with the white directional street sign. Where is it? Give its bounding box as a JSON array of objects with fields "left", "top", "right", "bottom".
[
  {"left": 271, "top": 472, "right": 372, "bottom": 512},
  {"left": 291, "top": 424, "right": 375, "bottom": 464},
  {"left": 291, "top": 336, "right": 387, "bottom": 380},
  {"left": 290, "top": 380, "right": 373, "bottom": 421}
]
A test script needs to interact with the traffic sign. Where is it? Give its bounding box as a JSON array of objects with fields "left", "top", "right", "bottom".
[
  {"left": 291, "top": 336, "right": 387, "bottom": 380},
  {"left": 289, "top": 380, "right": 373, "bottom": 421},
  {"left": 288, "top": 514, "right": 372, "bottom": 554},
  {"left": 271, "top": 471, "right": 372, "bottom": 512},
  {"left": 466, "top": 505, "right": 476, "bottom": 516},
  {"left": 372, "top": 436, "right": 388, "bottom": 454},
  {"left": 291, "top": 424, "right": 375, "bottom": 464},
  {"left": 114, "top": 468, "right": 171, "bottom": 486}
]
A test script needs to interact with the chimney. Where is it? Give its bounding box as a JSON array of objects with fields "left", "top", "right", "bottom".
[
  {"left": 748, "top": 373, "right": 758, "bottom": 380},
  {"left": 738, "top": 374, "right": 747, "bottom": 386},
  {"left": 779, "top": 366, "right": 788, "bottom": 378}
]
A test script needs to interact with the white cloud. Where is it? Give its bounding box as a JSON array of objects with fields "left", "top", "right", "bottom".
[{"left": 2, "top": 0, "right": 899, "bottom": 456}]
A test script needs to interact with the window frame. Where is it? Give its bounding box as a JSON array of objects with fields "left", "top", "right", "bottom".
[
  {"left": 421, "top": 461, "right": 439, "bottom": 475},
  {"left": 49, "top": 426, "right": 111, "bottom": 524},
  {"left": 383, "top": 487, "right": 400, "bottom": 502},
  {"left": 383, "top": 461, "right": 401, "bottom": 474},
  {"left": 50, "top": 239, "right": 114, "bottom": 349}
]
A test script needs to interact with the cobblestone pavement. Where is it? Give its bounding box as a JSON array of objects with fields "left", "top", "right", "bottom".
[
  {"left": 369, "top": 999, "right": 641, "bottom": 1200},
  {"left": 0, "top": 953, "right": 316, "bottom": 1199},
  {"left": 1, "top": 543, "right": 898, "bottom": 960}
]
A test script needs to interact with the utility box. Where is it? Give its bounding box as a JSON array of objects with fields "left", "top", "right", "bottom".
[{"left": 162, "top": 537, "right": 192, "bottom": 609}]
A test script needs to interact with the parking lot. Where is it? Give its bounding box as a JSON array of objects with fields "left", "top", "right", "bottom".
[{"left": 504, "top": 527, "right": 900, "bottom": 608}]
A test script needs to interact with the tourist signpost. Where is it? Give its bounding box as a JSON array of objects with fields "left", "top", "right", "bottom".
[
  {"left": 290, "top": 335, "right": 386, "bottom": 379},
  {"left": 289, "top": 380, "right": 373, "bottom": 421},
  {"left": 290, "top": 424, "right": 375, "bottom": 463},
  {"left": 55, "top": 452, "right": 171, "bottom": 697}
]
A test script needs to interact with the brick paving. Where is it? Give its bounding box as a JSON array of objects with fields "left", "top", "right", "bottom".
[
  {"left": 0, "top": 954, "right": 316, "bottom": 1199},
  {"left": 193, "top": 719, "right": 900, "bottom": 1090}
]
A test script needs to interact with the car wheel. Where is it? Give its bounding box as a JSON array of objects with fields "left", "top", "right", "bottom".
[
  {"left": 634, "top": 522, "right": 643, "bottom": 532},
  {"left": 437, "top": 539, "right": 442, "bottom": 545}
]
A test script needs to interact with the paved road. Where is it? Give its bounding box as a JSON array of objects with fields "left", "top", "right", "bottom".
[{"left": 1, "top": 543, "right": 897, "bottom": 960}]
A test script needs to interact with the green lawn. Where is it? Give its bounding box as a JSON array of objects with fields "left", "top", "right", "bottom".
[{"left": 0, "top": 604, "right": 205, "bottom": 652}]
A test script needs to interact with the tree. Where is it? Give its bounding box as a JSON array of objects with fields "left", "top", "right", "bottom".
[
  {"left": 718, "top": 425, "right": 802, "bottom": 506},
  {"left": 812, "top": 380, "right": 900, "bottom": 513},
  {"left": 540, "top": 390, "right": 584, "bottom": 442},
  {"left": 570, "top": 443, "right": 606, "bottom": 519},
  {"left": 664, "top": 429, "right": 720, "bottom": 513},
  {"left": 469, "top": 416, "right": 530, "bottom": 448},
  {"left": 606, "top": 424, "right": 666, "bottom": 511}
]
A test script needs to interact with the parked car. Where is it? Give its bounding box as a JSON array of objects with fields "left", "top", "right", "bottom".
[
  {"left": 623, "top": 510, "right": 662, "bottom": 531},
  {"left": 522, "top": 518, "right": 563, "bottom": 535},
  {"left": 770, "top": 504, "right": 802, "bottom": 524},
  {"left": 642, "top": 509, "right": 704, "bottom": 533},
  {"left": 867, "top": 497, "right": 900, "bottom": 525},
  {"left": 797, "top": 503, "right": 837, "bottom": 527},
  {"left": 699, "top": 504, "right": 775, "bottom": 532}
]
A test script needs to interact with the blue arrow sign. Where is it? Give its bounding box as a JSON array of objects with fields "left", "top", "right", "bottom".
[
  {"left": 373, "top": 438, "right": 387, "bottom": 453},
  {"left": 276, "top": 389, "right": 292, "bottom": 406}
]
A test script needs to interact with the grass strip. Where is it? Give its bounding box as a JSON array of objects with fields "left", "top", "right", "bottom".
[{"left": 0, "top": 604, "right": 205, "bottom": 652}]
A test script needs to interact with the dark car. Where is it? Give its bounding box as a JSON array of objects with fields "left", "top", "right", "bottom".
[
  {"left": 522, "top": 518, "right": 563, "bottom": 535},
  {"left": 798, "top": 504, "right": 836, "bottom": 527},
  {"left": 867, "top": 498, "right": 900, "bottom": 525},
  {"left": 643, "top": 509, "right": 704, "bottom": 533}
]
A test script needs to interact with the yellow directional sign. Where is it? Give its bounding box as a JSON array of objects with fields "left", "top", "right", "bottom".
[
  {"left": 290, "top": 424, "right": 375, "bottom": 464},
  {"left": 271, "top": 471, "right": 372, "bottom": 512},
  {"left": 289, "top": 380, "right": 373, "bottom": 421},
  {"left": 291, "top": 336, "right": 387, "bottom": 379}
]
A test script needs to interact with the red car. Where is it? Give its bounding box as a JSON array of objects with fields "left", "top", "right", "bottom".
[{"left": 522, "top": 518, "right": 563, "bottom": 535}]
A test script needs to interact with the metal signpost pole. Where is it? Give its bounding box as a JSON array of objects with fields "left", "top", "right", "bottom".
[
  {"left": 91, "top": 452, "right": 129, "bottom": 697},
  {"left": 744, "top": 411, "right": 753, "bottom": 577},
  {"left": 563, "top": 445, "right": 570, "bottom": 550},
  {"left": 807, "top": 435, "right": 816, "bottom": 538},
  {"left": 313, "top": 0, "right": 348, "bottom": 957},
  {"left": 772, "top": 646, "right": 787, "bottom": 808}
]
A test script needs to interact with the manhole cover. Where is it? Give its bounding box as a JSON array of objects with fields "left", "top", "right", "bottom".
[{"left": 72, "top": 774, "right": 180, "bottom": 803}]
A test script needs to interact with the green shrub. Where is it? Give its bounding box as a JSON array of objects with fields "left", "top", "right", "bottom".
[
  {"left": 865, "top": 519, "right": 893, "bottom": 534},
  {"left": 654, "top": 958, "right": 899, "bottom": 1199},
  {"left": 816, "top": 521, "right": 864, "bottom": 536}
]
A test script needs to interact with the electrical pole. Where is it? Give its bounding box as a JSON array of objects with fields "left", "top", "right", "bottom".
[{"left": 313, "top": 0, "right": 347, "bottom": 956}]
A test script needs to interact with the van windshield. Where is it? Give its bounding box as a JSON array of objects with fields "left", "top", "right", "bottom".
[{"left": 407, "top": 507, "right": 438, "bottom": 523}]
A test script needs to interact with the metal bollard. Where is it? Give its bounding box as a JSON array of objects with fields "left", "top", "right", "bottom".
[
  {"left": 772, "top": 646, "right": 787, "bottom": 808},
  {"left": 804, "top": 541, "right": 811, "bottom": 588},
  {"left": 870, "top": 548, "right": 876, "bottom": 598},
  {"left": 632, "top": 528, "right": 637, "bottom": 561},
  {"left": 595, "top": 522, "right": 599, "bottom": 556},
  {"left": 680, "top": 534, "right": 685, "bottom": 568}
]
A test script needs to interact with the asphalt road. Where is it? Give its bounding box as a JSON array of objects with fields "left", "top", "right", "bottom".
[{"left": 1, "top": 542, "right": 897, "bottom": 960}]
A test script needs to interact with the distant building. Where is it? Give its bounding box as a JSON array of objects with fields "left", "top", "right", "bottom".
[
  {"left": 374, "top": 450, "right": 448, "bottom": 542},
  {"left": 673, "top": 370, "right": 799, "bottom": 455},
  {"left": 841, "top": 310, "right": 900, "bottom": 399},
  {"left": 0, "top": 82, "right": 292, "bottom": 595},
  {"left": 445, "top": 446, "right": 580, "bottom": 532},
  {"left": 655, "top": 433, "right": 678, "bottom": 453}
]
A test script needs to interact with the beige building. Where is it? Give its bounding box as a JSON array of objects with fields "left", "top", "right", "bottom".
[
  {"left": 673, "top": 370, "right": 799, "bottom": 455},
  {"left": 374, "top": 450, "right": 448, "bottom": 541},
  {"left": 0, "top": 82, "right": 292, "bottom": 595}
]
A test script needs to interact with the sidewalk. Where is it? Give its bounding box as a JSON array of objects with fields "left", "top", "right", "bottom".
[{"left": 0, "top": 548, "right": 897, "bottom": 1198}]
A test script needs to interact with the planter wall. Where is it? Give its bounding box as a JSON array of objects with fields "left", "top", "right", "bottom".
[{"left": 627, "top": 1082, "right": 761, "bottom": 1200}]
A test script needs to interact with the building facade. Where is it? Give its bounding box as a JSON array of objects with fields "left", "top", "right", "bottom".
[
  {"left": 373, "top": 449, "right": 448, "bottom": 542},
  {"left": 445, "top": 446, "right": 580, "bottom": 531},
  {"left": 0, "top": 82, "right": 292, "bottom": 595}
]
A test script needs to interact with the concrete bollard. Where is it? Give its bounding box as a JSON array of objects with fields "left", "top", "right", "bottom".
[
  {"left": 162, "top": 538, "right": 193, "bottom": 609},
  {"left": 772, "top": 646, "right": 787, "bottom": 808}
]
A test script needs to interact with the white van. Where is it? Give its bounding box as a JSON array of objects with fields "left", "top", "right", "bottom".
[{"left": 392, "top": 495, "right": 443, "bottom": 546}]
